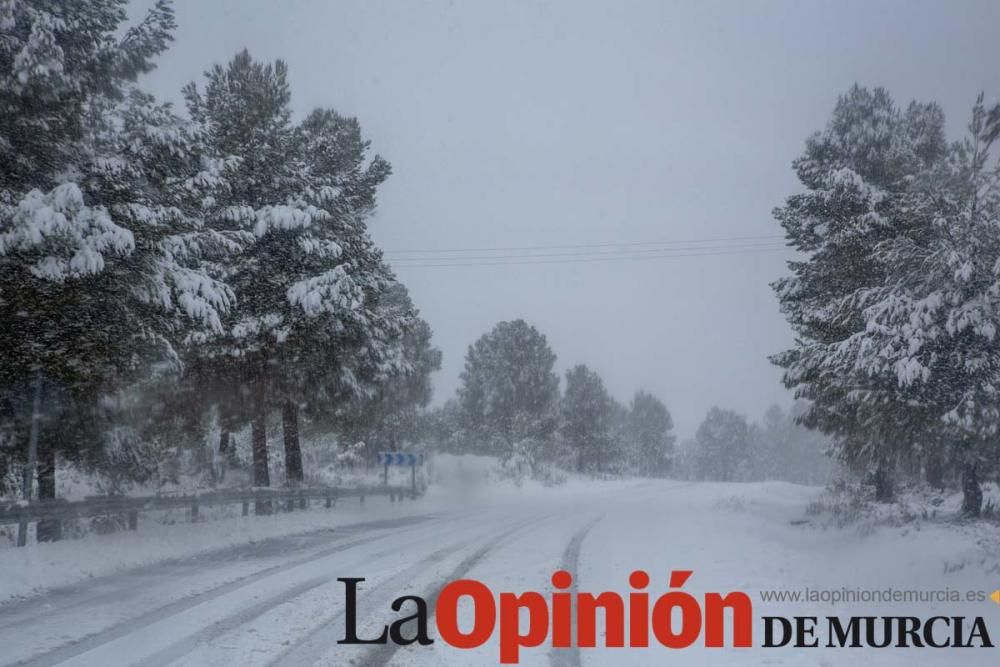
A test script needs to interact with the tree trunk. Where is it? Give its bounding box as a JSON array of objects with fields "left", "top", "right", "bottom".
[
  {"left": 17, "top": 373, "right": 43, "bottom": 546},
  {"left": 961, "top": 461, "right": 982, "bottom": 517},
  {"left": 282, "top": 400, "right": 303, "bottom": 484},
  {"left": 36, "top": 436, "right": 61, "bottom": 542},
  {"left": 251, "top": 370, "right": 271, "bottom": 514},
  {"left": 873, "top": 462, "right": 894, "bottom": 502},
  {"left": 924, "top": 450, "right": 944, "bottom": 490},
  {"left": 217, "top": 430, "right": 231, "bottom": 481},
  {"left": 219, "top": 429, "right": 230, "bottom": 458},
  {"left": 251, "top": 418, "right": 270, "bottom": 487}
]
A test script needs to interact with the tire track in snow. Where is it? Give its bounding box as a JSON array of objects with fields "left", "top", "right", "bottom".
[
  {"left": 545, "top": 481, "right": 690, "bottom": 667},
  {"left": 548, "top": 515, "right": 604, "bottom": 667},
  {"left": 12, "top": 516, "right": 442, "bottom": 667},
  {"left": 141, "top": 575, "right": 332, "bottom": 666},
  {"left": 149, "top": 511, "right": 546, "bottom": 667},
  {"left": 262, "top": 533, "right": 481, "bottom": 667},
  {"left": 340, "top": 514, "right": 557, "bottom": 667},
  {"left": 0, "top": 515, "right": 437, "bottom": 637},
  {"left": 157, "top": 511, "right": 525, "bottom": 667},
  {"left": 145, "top": 540, "right": 472, "bottom": 667}
]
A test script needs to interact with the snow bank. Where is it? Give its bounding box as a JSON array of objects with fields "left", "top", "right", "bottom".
[
  {"left": 0, "top": 457, "right": 636, "bottom": 604},
  {"left": 0, "top": 489, "right": 461, "bottom": 603}
]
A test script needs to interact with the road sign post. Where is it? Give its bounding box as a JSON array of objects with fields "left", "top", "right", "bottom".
[{"left": 380, "top": 451, "right": 424, "bottom": 498}]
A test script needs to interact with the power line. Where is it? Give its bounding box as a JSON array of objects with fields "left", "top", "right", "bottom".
[
  {"left": 388, "top": 240, "right": 786, "bottom": 264},
  {"left": 382, "top": 233, "right": 785, "bottom": 256},
  {"left": 389, "top": 245, "right": 788, "bottom": 269}
]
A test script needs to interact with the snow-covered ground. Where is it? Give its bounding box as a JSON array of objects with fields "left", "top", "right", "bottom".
[
  {"left": 0, "top": 454, "right": 599, "bottom": 602},
  {"left": 0, "top": 476, "right": 997, "bottom": 666}
]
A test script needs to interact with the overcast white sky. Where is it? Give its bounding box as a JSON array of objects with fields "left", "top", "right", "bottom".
[{"left": 132, "top": 0, "right": 1000, "bottom": 437}]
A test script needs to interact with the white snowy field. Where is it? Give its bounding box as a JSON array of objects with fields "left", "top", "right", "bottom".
[{"left": 0, "top": 477, "right": 997, "bottom": 667}]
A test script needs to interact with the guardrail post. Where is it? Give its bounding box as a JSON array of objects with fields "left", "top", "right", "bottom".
[
  {"left": 191, "top": 500, "right": 199, "bottom": 522},
  {"left": 16, "top": 516, "right": 28, "bottom": 547},
  {"left": 242, "top": 500, "right": 249, "bottom": 516},
  {"left": 325, "top": 493, "right": 331, "bottom": 508},
  {"left": 128, "top": 511, "right": 138, "bottom": 530}
]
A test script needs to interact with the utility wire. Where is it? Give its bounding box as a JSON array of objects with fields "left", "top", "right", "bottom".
[
  {"left": 388, "top": 240, "right": 787, "bottom": 264},
  {"left": 390, "top": 245, "right": 788, "bottom": 269},
  {"left": 382, "top": 233, "right": 785, "bottom": 256}
]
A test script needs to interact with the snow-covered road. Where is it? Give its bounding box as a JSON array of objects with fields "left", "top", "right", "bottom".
[{"left": 1, "top": 480, "right": 996, "bottom": 667}]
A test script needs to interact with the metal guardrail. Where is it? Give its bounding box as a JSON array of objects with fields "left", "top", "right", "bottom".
[{"left": 0, "top": 484, "right": 418, "bottom": 543}]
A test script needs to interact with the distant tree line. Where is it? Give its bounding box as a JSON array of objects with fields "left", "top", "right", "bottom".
[
  {"left": 772, "top": 85, "right": 1000, "bottom": 515},
  {"left": 674, "top": 402, "right": 835, "bottom": 485},
  {"left": 422, "top": 319, "right": 677, "bottom": 478},
  {"left": 0, "top": 1, "right": 440, "bottom": 536}
]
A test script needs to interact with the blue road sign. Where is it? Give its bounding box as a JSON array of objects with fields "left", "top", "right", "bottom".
[{"left": 381, "top": 451, "right": 424, "bottom": 466}]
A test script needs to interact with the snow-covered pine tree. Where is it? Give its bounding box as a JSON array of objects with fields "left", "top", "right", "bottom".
[
  {"left": 771, "top": 86, "right": 949, "bottom": 500},
  {"left": 182, "top": 52, "right": 299, "bottom": 498},
  {"left": 561, "top": 364, "right": 615, "bottom": 474},
  {"left": 457, "top": 319, "right": 560, "bottom": 461},
  {"left": 693, "top": 406, "right": 750, "bottom": 482},
  {"left": 605, "top": 399, "right": 632, "bottom": 475},
  {"left": 330, "top": 284, "right": 442, "bottom": 465},
  {"left": 626, "top": 390, "right": 675, "bottom": 477},
  {"left": 183, "top": 52, "right": 399, "bottom": 494},
  {"left": 0, "top": 0, "right": 238, "bottom": 535},
  {"left": 419, "top": 398, "right": 466, "bottom": 455},
  {"left": 843, "top": 96, "right": 1000, "bottom": 514},
  {"left": 745, "top": 403, "right": 834, "bottom": 484},
  {"left": 279, "top": 107, "right": 400, "bottom": 480}
]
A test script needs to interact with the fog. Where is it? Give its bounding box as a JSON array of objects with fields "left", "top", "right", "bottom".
[
  {"left": 5, "top": 3, "right": 1000, "bottom": 665},
  {"left": 124, "top": 0, "right": 999, "bottom": 436}
]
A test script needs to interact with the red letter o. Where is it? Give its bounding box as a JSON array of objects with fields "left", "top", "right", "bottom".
[
  {"left": 651, "top": 592, "right": 702, "bottom": 648},
  {"left": 436, "top": 579, "right": 496, "bottom": 648}
]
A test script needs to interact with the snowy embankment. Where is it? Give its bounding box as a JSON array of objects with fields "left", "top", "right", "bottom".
[
  {"left": 0, "top": 454, "right": 621, "bottom": 603},
  {"left": 0, "top": 474, "right": 997, "bottom": 666},
  {"left": 1, "top": 454, "right": 997, "bottom": 629},
  {"left": 574, "top": 482, "right": 999, "bottom": 667}
]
